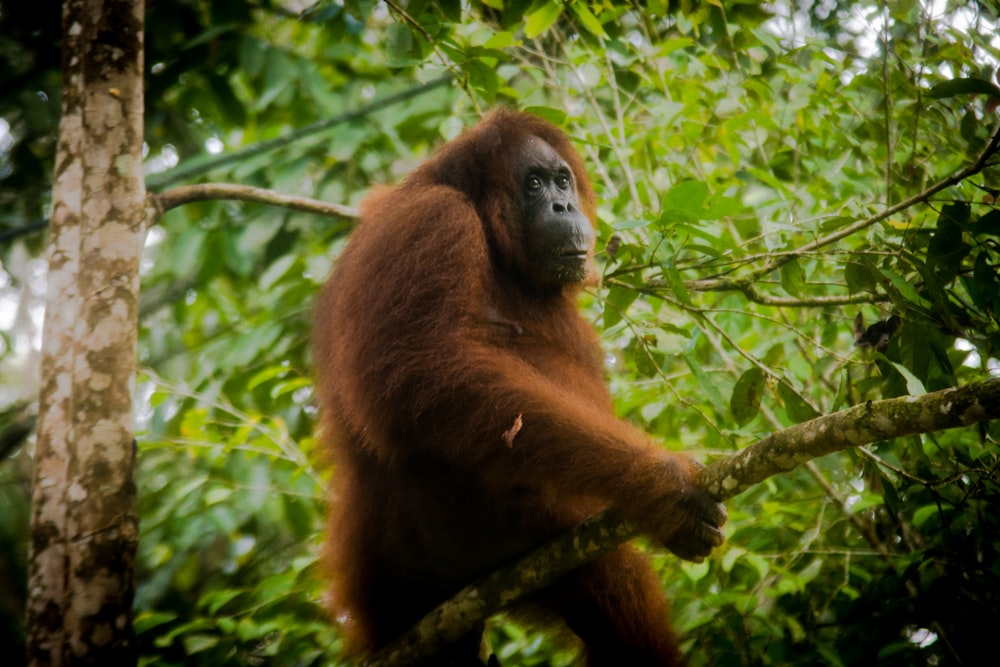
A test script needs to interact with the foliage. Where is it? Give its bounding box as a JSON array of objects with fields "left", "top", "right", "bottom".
[
  {"left": 2, "top": 0, "right": 1000, "bottom": 665},
  {"left": 133, "top": 373, "right": 336, "bottom": 666}
]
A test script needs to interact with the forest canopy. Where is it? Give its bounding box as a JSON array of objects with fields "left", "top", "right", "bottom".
[{"left": 1, "top": 1, "right": 999, "bottom": 665}]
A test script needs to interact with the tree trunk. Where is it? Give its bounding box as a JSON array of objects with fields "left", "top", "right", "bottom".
[{"left": 26, "top": 1, "right": 146, "bottom": 665}]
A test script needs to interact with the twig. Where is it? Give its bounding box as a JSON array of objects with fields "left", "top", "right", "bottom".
[
  {"left": 149, "top": 183, "right": 359, "bottom": 224},
  {"left": 624, "top": 274, "right": 893, "bottom": 307}
]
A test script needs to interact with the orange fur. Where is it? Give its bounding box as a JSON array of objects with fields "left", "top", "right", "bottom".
[{"left": 313, "top": 110, "right": 722, "bottom": 665}]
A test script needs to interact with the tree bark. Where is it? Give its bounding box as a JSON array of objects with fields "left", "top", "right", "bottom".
[
  {"left": 365, "top": 377, "right": 1000, "bottom": 667},
  {"left": 26, "top": 1, "right": 145, "bottom": 665}
]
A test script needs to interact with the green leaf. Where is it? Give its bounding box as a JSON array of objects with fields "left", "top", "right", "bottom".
[
  {"left": 850, "top": 493, "right": 884, "bottom": 513},
  {"left": 960, "top": 107, "right": 978, "bottom": 142},
  {"left": 344, "top": 0, "right": 376, "bottom": 19},
  {"left": 284, "top": 496, "right": 314, "bottom": 539},
  {"left": 819, "top": 215, "right": 854, "bottom": 232},
  {"left": 525, "top": 2, "right": 564, "bottom": 39},
  {"left": 878, "top": 470, "right": 900, "bottom": 514},
  {"left": 973, "top": 209, "right": 1000, "bottom": 237},
  {"left": 258, "top": 51, "right": 295, "bottom": 109},
  {"left": 183, "top": 634, "right": 220, "bottom": 654},
  {"left": 202, "top": 589, "right": 243, "bottom": 615},
  {"left": 780, "top": 257, "right": 806, "bottom": 297},
  {"left": 913, "top": 504, "right": 940, "bottom": 528},
  {"left": 721, "top": 545, "right": 745, "bottom": 572},
  {"left": 603, "top": 285, "right": 638, "bottom": 329},
  {"left": 247, "top": 365, "right": 288, "bottom": 391},
  {"left": 630, "top": 337, "right": 660, "bottom": 378},
  {"left": 660, "top": 180, "right": 709, "bottom": 220},
  {"left": 134, "top": 611, "right": 178, "bottom": 634},
  {"left": 485, "top": 31, "right": 518, "bottom": 49},
  {"left": 171, "top": 225, "right": 208, "bottom": 278},
  {"left": 683, "top": 352, "right": 727, "bottom": 416},
  {"left": 238, "top": 35, "right": 265, "bottom": 78},
  {"left": 271, "top": 377, "right": 312, "bottom": 399},
  {"left": 785, "top": 614, "right": 807, "bottom": 643},
  {"left": 730, "top": 367, "right": 765, "bottom": 427},
  {"left": 683, "top": 560, "right": 710, "bottom": 582},
  {"left": 927, "top": 203, "right": 972, "bottom": 284},
  {"left": 878, "top": 267, "right": 932, "bottom": 309},
  {"left": 570, "top": 2, "right": 607, "bottom": 38},
  {"left": 928, "top": 77, "right": 1000, "bottom": 99},
  {"left": 832, "top": 370, "right": 849, "bottom": 412},
  {"left": 223, "top": 322, "right": 284, "bottom": 368},
  {"left": 778, "top": 382, "right": 819, "bottom": 423},
  {"left": 386, "top": 23, "right": 416, "bottom": 68},
  {"left": 467, "top": 58, "right": 500, "bottom": 101},
  {"left": 259, "top": 255, "right": 297, "bottom": 291},
  {"left": 610, "top": 218, "right": 650, "bottom": 231},
  {"left": 662, "top": 265, "right": 691, "bottom": 306},
  {"left": 204, "top": 486, "right": 232, "bottom": 505},
  {"left": 438, "top": 0, "right": 462, "bottom": 21},
  {"left": 702, "top": 195, "right": 743, "bottom": 220},
  {"left": 845, "top": 262, "right": 876, "bottom": 294},
  {"left": 523, "top": 105, "right": 567, "bottom": 125},
  {"left": 237, "top": 218, "right": 279, "bottom": 254},
  {"left": 877, "top": 355, "right": 927, "bottom": 395},
  {"left": 969, "top": 252, "right": 1000, "bottom": 314}
]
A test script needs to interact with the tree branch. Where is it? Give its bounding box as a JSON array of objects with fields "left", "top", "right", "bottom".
[
  {"left": 630, "top": 276, "right": 893, "bottom": 307},
  {"left": 148, "top": 183, "right": 359, "bottom": 224},
  {"left": 365, "top": 377, "right": 1000, "bottom": 667}
]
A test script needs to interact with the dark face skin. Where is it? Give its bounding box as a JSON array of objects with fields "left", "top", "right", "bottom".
[{"left": 516, "top": 138, "right": 594, "bottom": 287}]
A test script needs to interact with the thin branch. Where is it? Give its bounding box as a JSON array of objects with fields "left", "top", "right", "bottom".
[
  {"left": 148, "top": 183, "right": 359, "bottom": 224},
  {"left": 383, "top": 0, "right": 435, "bottom": 44},
  {"left": 365, "top": 377, "right": 1000, "bottom": 667},
  {"left": 802, "top": 460, "right": 889, "bottom": 556},
  {"left": 0, "top": 402, "right": 37, "bottom": 460},
  {"left": 382, "top": 2, "right": 478, "bottom": 108},
  {"left": 0, "top": 220, "right": 48, "bottom": 244},
  {"left": 687, "top": 118, "right": 1000, "bottom": 294},
  {"left": 628, "top": 274, "right": 893, "bottom": 307},
  {"left": 717, "top": 281, "right": 890, "bottom": 307}
]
